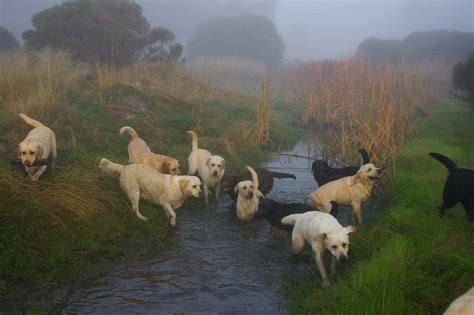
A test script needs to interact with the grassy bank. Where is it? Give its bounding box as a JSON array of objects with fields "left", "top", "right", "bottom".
[
  {"left": 0, "top": 52, "right": 301, "bottom": 312},
  {"left": 285, "top": 100, "right": 474, "bottom": 314}
]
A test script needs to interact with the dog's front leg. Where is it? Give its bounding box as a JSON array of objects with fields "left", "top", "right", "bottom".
[
  {"left": 203, "top": 184, "right": 209, "bottom": 204},
  {"left": 330, "top": 256, "right": 337, "bottom": 276},
  {"left": 351, "top": 202, "right": 363, "bottom": 227},
  {"left": 214, "top": 183, "right": 220, "bottom": 203},
  {"left": 315, "top": 251, "right": 330, "bottom": 287},
  {"left": 30, "top": 165, "right": 47, "bottom": 181},
  {"left": 162, "top": 203, "right": 177, "bottom": 227}
]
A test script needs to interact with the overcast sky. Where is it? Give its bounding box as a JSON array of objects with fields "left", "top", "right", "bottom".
[{"left": 1, "top": 0, "right": 472, "bottom": 61}]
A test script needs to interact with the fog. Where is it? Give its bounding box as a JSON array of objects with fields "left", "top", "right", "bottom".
[{"left": 0, "top": 0, "right": 472, "bottom": 61}]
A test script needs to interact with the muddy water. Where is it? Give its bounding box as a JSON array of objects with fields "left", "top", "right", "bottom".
[{"left": 62, "top": 140, "right": 332, "bottom": 314}]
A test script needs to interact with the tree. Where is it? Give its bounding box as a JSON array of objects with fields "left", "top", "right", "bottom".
[
  {"left": 22, "top": 0, "right": 182, "bottom": 66},
  {"left": 452, "top": 52, "right": 474, "bottom": 109},
  {"left": 0, "top": 27, "right": 20, "bottom": 52},
  {"left": 186, "top": 14, "right": 284, "bottom": 68}
]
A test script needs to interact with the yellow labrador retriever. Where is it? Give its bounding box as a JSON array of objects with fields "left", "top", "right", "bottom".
[
  {"left": 309, "top": 163, "right": 383, "bottom": 226},
  {"left": 18, "top": 113, "right": 57, "bottom": 181},
  {"left": 234, "top": 166, "right": 263, "bottom": 222},
  {"left": 99, "top": 158, "right": 202, "bottom": 227},
  {"left": 120, "top": 126, "right": 181, "bottom": 175},
  {"left": 187, "top": 131, "right": 225, "bottom": 204},
  {"left": 444, "top": 287, "right": 474, "bottom": 315}
]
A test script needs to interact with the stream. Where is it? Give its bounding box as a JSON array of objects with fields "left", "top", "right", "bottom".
[{"left": 62, "top": 139, "right": 357, "bottom": 314}]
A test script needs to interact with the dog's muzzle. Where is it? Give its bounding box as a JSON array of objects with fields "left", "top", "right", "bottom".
[
  {"left": 24, "top": 160, "right": 32, "bottom": 166},
  {"left": 338, "top": 255, "right": 347, "bottom": 262},
  {"left": 246, "top": 191, "right": 254, "bottom": 199},
  {"left": 213, "top": 170, "right": 219, "bottom": 176},
  {"left": 198, "top": 191, "right": 204, "bottom": 197}
]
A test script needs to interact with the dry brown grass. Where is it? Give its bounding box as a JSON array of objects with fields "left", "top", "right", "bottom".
[
  {"left": 254, "top": 73, "right": 271, "bottom": 145},
  {"left": 281, "top": 57, "right": 440, "bottom": 165},
  {"left": 0, "top": 50, "right": 89, "bottom": 117}
]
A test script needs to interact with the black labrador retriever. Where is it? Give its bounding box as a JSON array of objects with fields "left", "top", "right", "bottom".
[
  {"left": 220, "top": 168, "right": 296, "bottom": 201},
  {"left": 311, "top": 148, "right": 370, "bottom": 186},
  {"left": 429, "top": 152, "right": 474, "bottom": 222},
  {"left": 255, "top": 199, "right": 339, "bottom": 232}
]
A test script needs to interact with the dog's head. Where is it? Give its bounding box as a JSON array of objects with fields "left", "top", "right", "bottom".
[
  {"left": 18, "top": 140, "right": 43, "bottom": 167},
  {"left": 315, "top": 225, "right": 357, "bottom": 262},
  {"left": 255, "top": 198, "right": 272, "bottom": 219},
  {"left": 234, "top": 180, "right": 256, "bottom": 200},
  {"left": 312, "top": 160, "right": 330, "bottom": 178},
  {"left": 162, "top": 158, "right": 181, "bottom": 175},
  {"left": 220, "top": 174, "right": 237, "bottom": 193},
  {"left": 354, "top": 163, "right": 383, "bottom": 182},
  {"left": 179, "top": 176, "right": 203, "bottom": 198},
  {"left": 206, "top": 155, "right": 225, "bottom": 177}
]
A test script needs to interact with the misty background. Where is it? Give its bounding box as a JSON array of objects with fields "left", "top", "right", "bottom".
[{"left": 0, "top": 0, "right": 472, "bottom": 61}]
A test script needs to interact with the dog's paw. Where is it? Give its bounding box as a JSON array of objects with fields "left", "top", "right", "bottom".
[
  {"left": 322, "top": 280, "right": 331, "bottom": 288},
  {"left": 170, "top": 218, "right": 176, "bottom": 227}
]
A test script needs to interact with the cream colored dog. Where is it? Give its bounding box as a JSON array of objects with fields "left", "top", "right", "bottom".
[
  {"left": 444, "top": 287, "right": 474, "bottom": 315},
  {"left": 309, "top": 163, "right": 383, "bottom": 226},
  {"left": 18, "top": 113, "right": 57, "bottom": 181},
  {"left": 187, "top": 130, "right": 225, "bottom": 204},
  {"left": 99, "top": 158, "right": 202, "bottom": 226},
  {"left": 120, "top": 126, "right": 181, "bottom": 175},
  {"left": 282, "top": 211, "right": 356, "bottom": 287},
  {"left": 234, "top": 166, "right": 264, "bottom": 222}
]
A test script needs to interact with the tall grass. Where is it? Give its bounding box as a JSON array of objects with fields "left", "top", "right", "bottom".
[{"left": 281, "top": 57, "right": 440, "bottom": 165}]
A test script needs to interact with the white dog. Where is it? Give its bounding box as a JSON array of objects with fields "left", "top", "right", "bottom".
[
  {"left": 186, "top": 130, "right": 225, "bottom": 204},
  {"left": 282, "top": 211, "right": 356, "bottom": 287},
  {"left": 120, "top": 126, "right": 181, "bottom": 175},
  {"left": 234, "top": 166, "right": 263, "bottom": 222},
  {"left": 444, "top": 287, "right": 474, "bottom": 315},
  {"left": 99, "top": 158, "right": 202, "bottom": 227},
  {"left": 18, "top": 113, "right": 57, "bottom": 181},
  {"left": 309, "top": 163, "right": 383, "bottom": 226}
]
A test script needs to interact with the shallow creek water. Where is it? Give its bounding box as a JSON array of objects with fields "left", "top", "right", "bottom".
[{"left": 62, "top": 140, "right": 358, "bottom": 314}]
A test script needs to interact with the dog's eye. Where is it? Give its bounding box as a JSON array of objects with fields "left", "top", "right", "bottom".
[
  {"left": 29, "top": 151, "right": 35, "bottom": 155},
  {"left": 21, "top": 151, "right": 26, "bottom": 155},
  {"left": 192, "top": 185, "right": 197, "bottom": 188},
  {"left": 331, "top": 245, "right": 337, "bottom": 249},
  {"left": 342, "top": 243, "right": 347, "bottom": 247},
  {"left": 250, "top": 185, "right": 253, "bottom": 189},
  {"left": 211, "top": 163, "right": 215, "bottom": 167},
  {"left": 368, "top": 168, "right": 372, "bottom": 171}
]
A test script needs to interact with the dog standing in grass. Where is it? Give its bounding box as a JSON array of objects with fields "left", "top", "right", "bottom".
[
  {"left": 120, "top": 126, "right": 181, "bottom": 175},
  {"left": 186, "top": 130, "right": 225, "bottom": 204},
  {"left": 310, "top": 163, "right": 383, "bottom": 227},
  {"left": 282, "top": 211, "right": 356, "bottom": 287},
  {"left": 234, "top": 166, "right": 263, "bottom": 222},
  {"left": 18, "top": 113, "right": 56, "bottom": 181}
]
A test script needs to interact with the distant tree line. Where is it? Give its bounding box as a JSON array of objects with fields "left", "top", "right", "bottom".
[
  {"left": 452, "top": 52, "right": 474, "bottom": 110},
  {"left": 186, "top": 14, "right": 285, "bottom": 68},
  {"left": 357, "top": 30, "right": 474, "bottom": 63},
  {"left": 0, "top": 26, "right": 20, "bottom": 52},
  {"left": 21, "top": 0, "right": 183, "bottom": 67}
]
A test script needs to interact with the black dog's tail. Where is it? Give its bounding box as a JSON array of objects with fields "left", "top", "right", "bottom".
[
  {"left": 359, "top": 148, "right": 370, "bottom": 164},
  {"left": 270, "top": 171, "right": 296, "bottom": 179},
  {"left": 429, "top": 152, "right": 458, "bottom": 173}
]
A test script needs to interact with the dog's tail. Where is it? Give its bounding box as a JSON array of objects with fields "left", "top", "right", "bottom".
[
  {"left": 359, "top": 148, "right": 370, "bottom": 165},
  {"left": 246, "top": 165, "right": 259, "bottom": 191},
  {"left": 187, "top": 130, "right": 199, "bottom": 151},
  {"left": 99, "top": 158, "right": 124, "bottom": 174},
  {"left": 270, "top": 171, "right": 296, "bottom": 180},
  {"left": 120, "top": 126, "right": 139, "bottom": 140},
  {"left": 281, "top": 213, "right": 302, "bottom": 226},
  {"left": 19, "top": 113, "right": 44, "bottom": 128},
  {"left": 429, "top": 152, "right": 458, "bottom": 173}
]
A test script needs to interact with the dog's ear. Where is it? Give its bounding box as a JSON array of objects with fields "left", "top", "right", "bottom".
[
  {"left": 205, "top": 158, "right": 211, "bottom": 166},
  {"left": 353, "top": 170, "right": 361, "bottom": 183},
  {"left": 179, "top": 179, "right": 189, "bottom": 191},
  {"left": 17, "top": 144, "right": 22, "bottom": 157},
  {"left": 314, "top": 233, "right": 327, "bottom": 241},
  {"left": 161, "top": 161, "right": 170, "bottom": 173},
  {"left": 36, "top": 145, "right": 43, "bottom": 159},
  {"left": 221, "top": 160, "right": 225, "bottom": 168},
  {"left": 345, "top": 225, "right": 357, "bottom": 234},
  {"left": 234, "top": 184, "right": 239, "bottom": 194}
]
